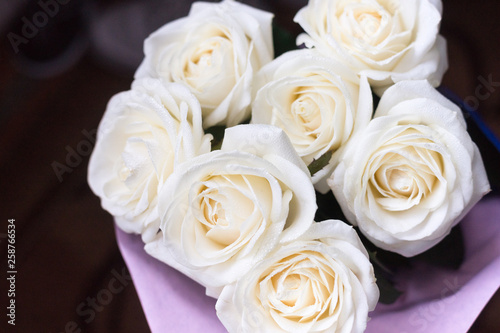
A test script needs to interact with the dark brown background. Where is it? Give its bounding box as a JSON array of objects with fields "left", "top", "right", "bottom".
[{"left": 1, "top": 0, "right": 499, "bottom": 332}]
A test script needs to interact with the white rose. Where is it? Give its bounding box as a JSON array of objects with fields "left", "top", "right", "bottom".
[
  {"left": 135, "top": 0, "right": 274, "bottom": 128},
  {"left": 144, "top": 124, "right": 317, "bottom": 297},
  {"left": 216, "top": 219, "right": 379, "bottom": 333},
  {"left": 329, "top": 80, "right": 490, "bottom": 257},
  {"left": 251, "top": 49, "right": 372, "bottom": 192},
  {"left": 294, "top": 0, "right": 448, "bottom": 94},
  {"left": 88, "top": 78, "right": 212, "bottom": 242}
]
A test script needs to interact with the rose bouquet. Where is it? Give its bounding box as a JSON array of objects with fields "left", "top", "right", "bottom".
[{"left": 88, "top": 0, "right": 499, "bottom": 332}]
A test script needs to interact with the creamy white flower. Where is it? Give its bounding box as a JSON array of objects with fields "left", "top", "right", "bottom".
[
  {"left": 329, "top": 80, "right": 490, "bottom": 257},
  {"left": 251, "top": 49, "right": 372, "bottom": 192},
  {"left": 216, "top": 219, "right": 379, "bottom": 333},
  {"left": 294, "top": 0, "right": 448, "bottom": 94},
  {"left": 88, "top": 78, "right": 212, "bottom": 242},
  {"left": 145, "top": 124, "right": 317, "bottom": 296},
  {"left": 135, "top": 0, "right": 274, "bottom": 128}
]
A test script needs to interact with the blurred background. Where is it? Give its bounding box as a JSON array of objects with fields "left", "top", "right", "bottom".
[{"left": 0, "top": 0, "right": 499, "bottom": 332}]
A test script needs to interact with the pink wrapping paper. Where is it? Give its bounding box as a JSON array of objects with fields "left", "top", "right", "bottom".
[{"left": 116, "top": 196, "right": 500, "bottom": 333}]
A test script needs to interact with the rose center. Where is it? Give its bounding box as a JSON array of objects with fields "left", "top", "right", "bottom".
[
  {"left": 291, "top": 91, "right": 321, "bottom": 136},
  {"left": 192, "top": 174, "right": 270, "bottom": 249},
  {"left": 185, "top": 43, "right": 217, "bottom": 78},
  {"left": 368, "top": 127, "right": 446, "bottom": 211},
  {"left": 334, "top": 0, "right": 409, "bottom": 58},
  {"left": 177, "top": 30, "right": 236, "bottom": 102},
  {"left": 118, "top": 163, "right": 132, "bottom": 182},
  {"left": 387, "top": 168, "right": 414, "bottom": 195},
  {"left": 119, "top": 134, "right": 157, "bottom": 187},
  {"left": 197, "top": 186, "right": 238, "bottom": 246},
  {"left": 263, "top": 253, "right": 337, "bottom": 323},
  {"left": 355, "top": 11, "right": 381, "bottom": 38},
  {"left": 277, "top": 274, "right": 302, "bottom": 306},
  {"left": 203, "top": 196, "right": 228, "bottom": 227}
]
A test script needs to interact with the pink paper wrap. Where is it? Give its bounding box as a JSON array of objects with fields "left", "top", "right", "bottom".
[{"left": 116, "top": 197, "right": 500, "bottom": 333}]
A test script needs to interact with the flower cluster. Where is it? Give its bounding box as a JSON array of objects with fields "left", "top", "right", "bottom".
[
  {"left": 294, "top": 0, "right": 448, "bottom": 94},
  {"left": 88, "top": 0, "right": 490, "bottom": 332}
]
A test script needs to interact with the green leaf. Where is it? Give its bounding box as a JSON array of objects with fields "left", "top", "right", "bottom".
[
  {"left": 374, "top": 267, "right": 403, "bottom": 304},
  {"left": 307, "top": 151, "right": 332, "bottom": 177},
  {"left": 205, "top": 125, "right": 226, "bottom": 151},
  {"left": 369, "top": 250, "right": 403, "bottom": 304},
  {"left": 272, "top": 23, "right": 297, "bottom": 57}
]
